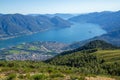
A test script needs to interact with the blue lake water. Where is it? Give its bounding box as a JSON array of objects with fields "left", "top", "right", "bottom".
[{"left": 0, "top": 22, "right": 106, "bottom": 48}]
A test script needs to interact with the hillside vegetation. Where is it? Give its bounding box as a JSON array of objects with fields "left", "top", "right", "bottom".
[
  {"left": 0, "top": 40, "right": 120, "bottom": 80},
  {"left": 48, "top": 40, "right": 120, "bottom": 76},
  {"left": 0, "top": 61, "right": 118, "bottom": 80}
]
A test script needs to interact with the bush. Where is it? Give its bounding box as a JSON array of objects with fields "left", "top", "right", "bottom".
[
  {"left": 7, "top": 73, "right": 16, "bottom": 80},
  {"left": 49, "top": 72, "right": 64, "bottom": 78},
  {"left": 70, "top": 75, "right": 85, "bottom": 80},
  {"left": 31, "top": 74, "right": 47, "bottom": 80},
  {"left": 18, "top": 74, "right": 25, "bottom": 79}
]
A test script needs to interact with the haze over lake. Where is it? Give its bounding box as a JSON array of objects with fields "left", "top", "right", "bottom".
[{"left": 0, "top": 22, "right": 106, "bottom": 48}]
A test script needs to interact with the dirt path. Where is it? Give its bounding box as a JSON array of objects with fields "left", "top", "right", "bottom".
[{"left": 85, "top": 76, "right": 115, "bottom": 80}]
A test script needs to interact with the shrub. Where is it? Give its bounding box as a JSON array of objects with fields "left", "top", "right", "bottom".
[
  {"left": 31, "top": 74, "right": 47, "bottom": 80},
  {"left": 7, "top": 73, "right": 16, "bottom": 80},
  {"left": 49, "top": 72, "right": 64, "bottom": 78},
  {"left": 18, "top": 74, "right": 25, "bottom": 79}
]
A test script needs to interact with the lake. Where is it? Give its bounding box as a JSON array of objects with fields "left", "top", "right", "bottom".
[{"left": 0, "top": 22, "right": 106, "bottom": 48}]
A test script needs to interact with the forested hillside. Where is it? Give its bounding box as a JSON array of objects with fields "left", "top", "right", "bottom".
[
  {"left": 0, "top": 14, "right": 71, "bottom": 40},
  {"left": 0, "top": 40, "right": 120, "bottom": 80},
  {"left": 48, "top": 40, "right": 120, "bottom": 76}
]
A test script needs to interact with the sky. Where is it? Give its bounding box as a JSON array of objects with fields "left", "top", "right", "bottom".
[{"left": 0, "top": 0, "right": 120, "bottom": 14}]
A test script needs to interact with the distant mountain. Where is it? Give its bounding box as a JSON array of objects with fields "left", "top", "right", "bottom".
[
  {"left": 51, "top": 16, "right": 72, "bottom": 27},
  {"left": 68, "top": 11, "right": 120, "bottom": 47},
  {"left": 69, "top": 11, "right": 120, "bottom": 32},
  {"left": 45, "top": 13, "right": 76, "bottom": 20},
  {"left": 29, "top": 13, "right": 75, "bottom": 20},
  {"left": 0, "top": 14, "right": 71, "bottom": 40},
  {"left": 66, "top": 30, "right": 120, "bottom": 50},
  {"left": 92, "top": 30, "right": 120, "bottom": 46},
  {"left": 0, "top": 14, "right": 3, "bottom": 16}
]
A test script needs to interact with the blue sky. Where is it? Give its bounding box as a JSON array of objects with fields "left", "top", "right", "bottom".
[{"left": 0, "top": 0, "right": 120, "bottom": 14}]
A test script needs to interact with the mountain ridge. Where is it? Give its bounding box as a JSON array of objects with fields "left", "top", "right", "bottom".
[
  {"left": 0, "top": 14, "right": 71, "bottom": 40},
  {"left": 56, "top": 40, "right": 118, "bottom": 56},
  {"left": 47, "top": 40, "right": 120, "bottom": 76},
  {"left": 69, "top": 10, "right": 120, "bottom": 32}
]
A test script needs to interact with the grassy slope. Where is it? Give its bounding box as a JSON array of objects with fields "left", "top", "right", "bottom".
[
  {"left": 0, "top": 40, "right": 120, "bottom": 79},
  {"left": 93, "top": 50, "right": 120, "bottom": 63},
  {"left": 0, "top": 61, "right": 118, "bottom": 80},
  {"left": 0, "top": 50, "right": 120, "bottom": 80},
  {"left": 48, "top": 49, "right": 120, "bottom": 66}
]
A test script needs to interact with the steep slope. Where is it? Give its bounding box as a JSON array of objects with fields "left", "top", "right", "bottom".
[
  {"left": 47, "top": 40, "right": 120, "bottom": 75},
  {"left": 51, "top": 16, "right": 72, "bottom": 28},
  {"left": 48, "top": 40, "right": 118, "bottom": 63},
  {"left": 0, "top": 14, "right": 71, "bottom": 39},
  {"left": 69, "top": 11, "right": 120, "bottom": 32},
  {"left": 61, "top": 40, "right": 118, "bottom": 55},
  {"left": 93, "top": 50, "right": 120, "bottom": 63},
  {"left": 76, "top": 40, "right": 117, "bottom": 50}
]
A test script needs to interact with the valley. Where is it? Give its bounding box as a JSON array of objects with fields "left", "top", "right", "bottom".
[
  {"left": 1, "top": 0, "right": 120, "bottom": 80},
  {"left": 0, "top": 10, "right": 120, "bottom": 80},
  {"left": 0, "top": 22, "right": 106, "bottom": 49},
  {"left": 0, "top": 14, "right": 71, "bottom": 40},
  {"left": 1, "top": 10, "right": 120, "bottom": 49}
]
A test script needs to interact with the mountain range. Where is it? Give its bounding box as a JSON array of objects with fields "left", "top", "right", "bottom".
[
  {"left": 69, "top": 11, "right": 120, "bottom": 32},
  {"left": 29, "top": 13, "right": 75, "bottom": 20},
  {"left": 68, "top": 11, "right": 120, "bottom": 47},
  {"left": 93, "top": 30, "right": 120, "bottom": 46},
  {"left": 0, "top": 14, "right": 71, "bottom": 40},
  {"left": 68, "top": 29, "right": 120, "bottom": 49},
  {"left": 0, "top": 10, "right": 120, "bottom": 80}
]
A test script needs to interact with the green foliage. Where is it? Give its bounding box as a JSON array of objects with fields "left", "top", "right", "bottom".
[
  {"left": 31, "top": 74, "right": 47, "bottom": 80},
  {"left": 49, "top": 51, "right": 103, "bottom": 68},
  {"left": 102, "top": 62, "right": 120, "bottom": 76},
  {"left": 49, "top": 72, "right": 64, "bottom": 78},
  {"left": 28, "top": 46, "right": 39, "bottom": 50},
  {"left": 78, "top": 40, "right": 118, "bottom": 50},
  {"left": 0, "top": 59, "right": 119, "bottom": 80},
  {"left": 48, "top": 49, "right": 120, "bottom": 76},
  {"left": 8, "top": 50, "right": 20, "bottom": 54},
  {"left": 93, "top": 50, "right": 120, "bottom": 63},
  {"left": 58, "top": 40, "right": 118, "bottom": 56},
  {"left": 18, "top": 74, "right": 25, "bottom": 79},
  {"left": 7, "top": 73, "right": 16, "bottom": 80},
  {"left": 0, "top": 40, "right": 120, "bottom": 79}
]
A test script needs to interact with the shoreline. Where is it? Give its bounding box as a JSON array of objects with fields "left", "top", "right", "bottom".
[{"left": 0, "top": 28, "right": 50, "bottom": 41}]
